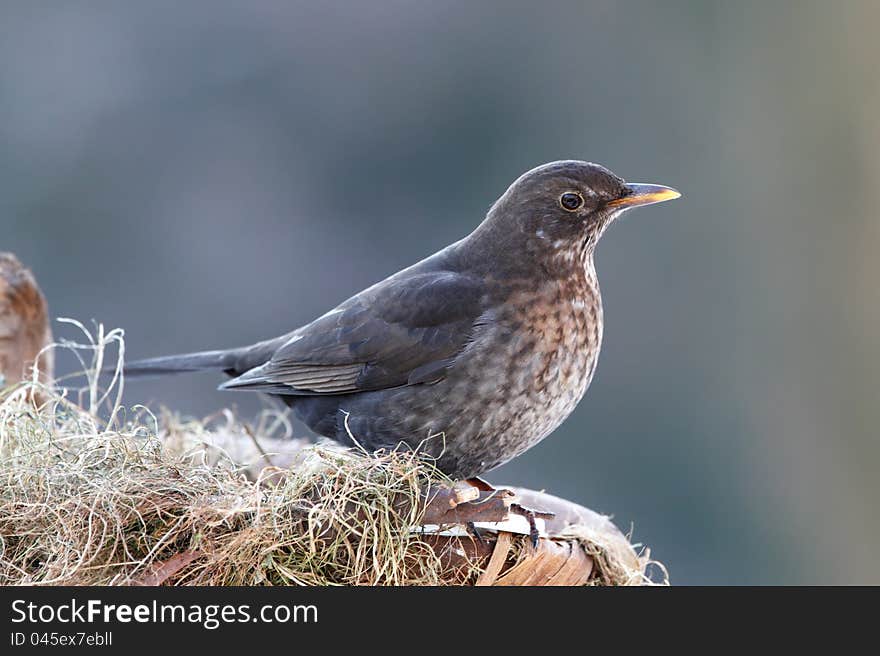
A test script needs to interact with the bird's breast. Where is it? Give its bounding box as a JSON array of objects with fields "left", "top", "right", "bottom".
[
  {"left": 440, "top": 273, "right": 603, "bottom": 471},
  {"left": 503, "top": 277, "right": 603, "bottom": 422}
]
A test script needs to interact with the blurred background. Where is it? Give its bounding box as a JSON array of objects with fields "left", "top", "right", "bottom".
[{"left": 2, "top": 1, "right": 878, "bottom": 584}]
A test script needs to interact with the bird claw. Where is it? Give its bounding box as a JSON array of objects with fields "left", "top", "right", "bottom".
[
  {"left": 509, "top": 502, "right": 555, "bottom": 548},
  {"left": 465, "top": 521, "right": 489, "bottom": 546},
  {"left": 464, "top": 478, "right": 554, "bottom": 547}
]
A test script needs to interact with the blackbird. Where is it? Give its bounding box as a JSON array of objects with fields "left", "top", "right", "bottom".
[{"left": 124, "top": 161, "right": 679, "bottom": 479}]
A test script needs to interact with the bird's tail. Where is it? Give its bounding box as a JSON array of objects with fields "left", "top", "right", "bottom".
[{"left": 120, "top": 349, "right": 238, "bottom": 378}]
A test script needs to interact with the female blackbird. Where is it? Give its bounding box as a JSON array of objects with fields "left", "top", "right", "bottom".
[{"left": 124, "top": 161, "right": 679, "bottom": 479}]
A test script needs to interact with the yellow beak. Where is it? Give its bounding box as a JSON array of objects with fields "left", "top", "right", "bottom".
[{"left": 607, "top": 183, "right": 681, "bottom": 209}]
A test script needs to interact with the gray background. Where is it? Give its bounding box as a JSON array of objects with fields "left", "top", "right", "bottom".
[{"left": 3, "top": 1, "right": 878, "bottom": 584}]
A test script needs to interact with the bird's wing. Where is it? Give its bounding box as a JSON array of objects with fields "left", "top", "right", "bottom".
[{"left": 221, "top": 270, "right": 486, "bottom": 395}]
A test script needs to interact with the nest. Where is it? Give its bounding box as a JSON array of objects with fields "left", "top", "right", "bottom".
[{"left": 0, "top": 314, "right": 664, "bottom": 586}]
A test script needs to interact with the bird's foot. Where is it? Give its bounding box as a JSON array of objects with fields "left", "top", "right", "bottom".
[
  {"left": 464, "top": 478, "right": 554, "bottom": 548},
  {"left": 509, "top": 502, "right": 555, "bottom": 548},
  {"left": 465, "top": 521, "right": 489, "bottom": 546}
]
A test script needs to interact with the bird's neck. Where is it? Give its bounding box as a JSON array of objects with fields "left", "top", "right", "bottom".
[
  {"left": 461, "top": 217, "right": 598, "bottom": 283},
  {"left": 540, "top": 234, "right": 598, "bottom": 281},
  {"left": 452, "top": 231, "right": 601, "bottom": 320}
]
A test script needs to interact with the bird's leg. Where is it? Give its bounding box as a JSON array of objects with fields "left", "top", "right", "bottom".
[
  {"left": 465, "top": 478, "right": 554, "bottom": 548},
  {"left": 465, "top": 521, "right": 488, "bottom": 545},
  {"left": 509, "top": 502, "right": 555, "bottom": 549}
]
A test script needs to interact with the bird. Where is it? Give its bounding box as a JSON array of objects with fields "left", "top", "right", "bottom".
[{"left": 123, "top": 161, "right": 679, "bottom": 481}]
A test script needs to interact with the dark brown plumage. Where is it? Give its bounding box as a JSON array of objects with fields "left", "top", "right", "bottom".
[{"left": 124, "top": 161, "right": 679, "bottom": 479}]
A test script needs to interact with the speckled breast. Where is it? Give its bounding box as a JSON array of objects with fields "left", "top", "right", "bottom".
[{"left": 442, "top": 270, "right": 604, "bottom": 474}]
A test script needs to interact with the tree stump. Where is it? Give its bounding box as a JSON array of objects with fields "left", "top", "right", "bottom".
[{"left": 0, "top": 253, "right": 53, "bottom": 387}]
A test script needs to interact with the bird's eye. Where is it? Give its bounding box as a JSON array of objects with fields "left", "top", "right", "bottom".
[{"left": 559, "top": 191, "right": 584, "bottom": 212}]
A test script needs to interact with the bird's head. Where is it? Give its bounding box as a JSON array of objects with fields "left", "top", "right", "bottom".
[{"left": 478, "top": 160, "right": 679, "bottom": 272}]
